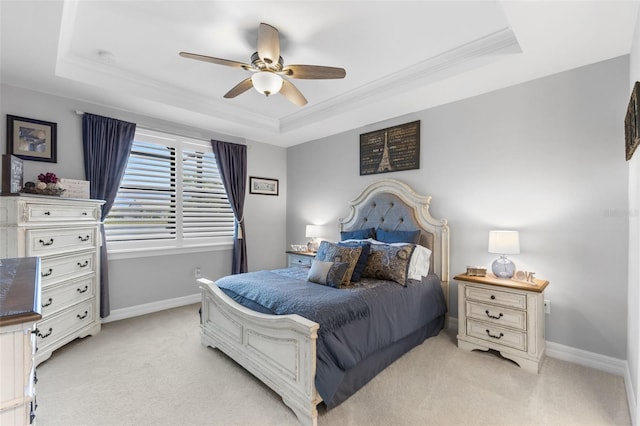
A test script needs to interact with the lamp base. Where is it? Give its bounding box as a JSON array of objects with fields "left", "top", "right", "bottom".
[{"left": 492, "top": 256, "right": 515, "bottom": 279}]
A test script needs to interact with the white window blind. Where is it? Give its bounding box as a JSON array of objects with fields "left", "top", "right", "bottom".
[{"left": 105, "top": 129, "right": 234, "bottom": 251}]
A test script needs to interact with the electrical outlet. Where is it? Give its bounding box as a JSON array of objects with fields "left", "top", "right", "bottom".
[
  {"left": 544, "top": 300, "right": 551, "bottom": 314},
  {"left": 194, "top": 267, "right": 201, "bottom": 278}
]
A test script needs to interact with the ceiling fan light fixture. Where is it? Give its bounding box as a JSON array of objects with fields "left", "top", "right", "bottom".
[{"left": 251, "top": 71, "right": 283, "bottom": 96}]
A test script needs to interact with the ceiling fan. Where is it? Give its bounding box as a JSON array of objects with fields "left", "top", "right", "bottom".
[{"left": 179, "top": 23, "right": 346, "bottom": 106}]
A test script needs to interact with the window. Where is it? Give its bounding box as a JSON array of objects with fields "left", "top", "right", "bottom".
[{"left": 105, "top": 129, "right": 235, "bottom": 254}]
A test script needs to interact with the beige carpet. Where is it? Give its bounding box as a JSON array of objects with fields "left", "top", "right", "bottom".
[{"left": 35, "top": 304, "right": 631, "bottom": 426}]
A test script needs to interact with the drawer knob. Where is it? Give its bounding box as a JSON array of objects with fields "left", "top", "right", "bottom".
[
  {"left": 41, "top": 268, "right": 53, "bottom": 277},
  {"left": 44, "top": 211, "right": 51, "bottom": 216},
  {"left": 35, "top": 328, "right": 53, "bottom": 339},
  {"left": 490, "top": 295, "right": 496, "bottom": 300},
  {"left": 485, "top": 329, "right": 504, "bottom": 340},
  {"left": 82, "top": 212, "right": 88, "bottom": 216},
  {"left": 77, "top": 310, "right": 89, "bottom": 320},
  {"left": 42, "top": 298, "right": 53, "bottom": 308},
  {"left": 485, "top": 310, "right": 503, "bottom": 320},
  {"left": 77, "top": 260, "right": 89, "bottom": 268},
  {"left": 77, "top": 285, "right": 89, "bottom": 294},
  {"left": 39, "top": 238, "right": 54, "bottom": 246},
  {"left": 78, "top": 235, "right": 90, "bottom": 242}
]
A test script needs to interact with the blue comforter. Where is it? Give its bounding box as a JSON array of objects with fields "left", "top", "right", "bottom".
[{"left": 215, "top": 267, "right": 447, "bottom": 407}]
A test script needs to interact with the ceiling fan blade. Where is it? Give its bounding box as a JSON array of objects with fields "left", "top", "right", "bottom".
[
  {"left": 282, "top": 64, "right": 346, "bottom": 79},
  {"left": 224, "top": 78, "right": 254, "bottom": 99},
  {"left": 179, "top": 52, "right": 250, "bottom": 69},
  {"left": 280, "top": 79, "right": 307, "bottom": 106},
  {"left": 257, "top": 23, "right": 280, "bottom": 65}
]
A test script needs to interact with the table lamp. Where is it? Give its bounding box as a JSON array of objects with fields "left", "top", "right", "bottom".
[
  {"left": 488, "top": 230, "right": 520, "bottom": 278},
  {"left": 305, "top": 225, "right": 323, "bottom": 252}
]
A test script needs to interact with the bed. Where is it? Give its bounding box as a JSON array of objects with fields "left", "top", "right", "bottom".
[{"left": 198, "top": 179, "right": 450, "bottom": 425}]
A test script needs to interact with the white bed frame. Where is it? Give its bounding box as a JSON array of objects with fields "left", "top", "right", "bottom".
[{"left": 199, "top": 179, "right": 449, "bottom": 426}]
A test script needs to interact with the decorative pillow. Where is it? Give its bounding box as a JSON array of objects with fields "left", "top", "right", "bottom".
[
  {"left": 336, "top": 241, "right": 371, "bottom": 282},
  {"left": 376, "top": 229, "right": 421, "bottom": 244},
  {"left": 340, "top": 227, "right": 376, "bottom": 241},
  {"left": 362, "top": 243, "right": 416, "bottom": 286},
  {"left": 407, "top": 245, "right": 432, "bottom": 280},
  {"left": 307, "top": 260, "right": 349, "bottom": 288},
  {"left": 315, "top": 241, "right": 363, "bottom": 285}
]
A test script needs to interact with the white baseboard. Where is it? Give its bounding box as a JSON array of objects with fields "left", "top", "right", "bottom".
[
  {"left": 545, "top": 340, "right": 627, "bottom": 376},
  {"left": 624, "top": 361, "right": 638, "bottom": 426},
  {"left": 102, "top": 293, "right": 200, "bottom": 323}
]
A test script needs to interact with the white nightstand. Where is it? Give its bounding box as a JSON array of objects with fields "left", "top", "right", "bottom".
[
  {"left": 286, "top": 251, "right": 315, "bottom": 268},
  {"left": 455, "top": 273, "right": 550, "bottom": 373}
]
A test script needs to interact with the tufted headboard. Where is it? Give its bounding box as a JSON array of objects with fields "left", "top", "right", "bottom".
[{"left": 339, "top": 179, "right": 450, "bottom": 307}]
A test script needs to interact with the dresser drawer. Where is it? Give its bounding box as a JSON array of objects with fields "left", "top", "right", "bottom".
[
  {"left": 23, "top": 202, "right": 100, "bottom": 223},
  {"left": 40, "top": 251, "right": 96, "bottom": 287},
  {"left": 466, "top": 301, "right": 527, "bottom": 331},
  {"left": 35, "top": 300, "right": 96, "bottom": 352},
  {"left": 41, "top": 277, "right": 96, "bottom": 317},
  {"left": 466, "top": 286, "right": 526, "bottom": 310},
  {"left": 466, "top": 319, "right": 527, "bottom": 351},
  {"left": 26, "top": 227, "right": 97, "bottom": 257}
]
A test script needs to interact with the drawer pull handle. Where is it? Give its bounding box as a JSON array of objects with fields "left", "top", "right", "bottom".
[
  {"left": 41, "top": 268, "right": 53, "bottom": 277},
  {"left": 77, "top": 311, "right": 89, "bottom": 320},
  {"left": 77, "top": 285, "right": 89, "bottom": 294},
  {"left": 34, "top": 370, "right": 38, "bottom": 384},
  {"left": 490, "top": 295, "right": 496, "bottom": 300},
  {"left": 485, "top": 310, "right": 503, "bottom": 320},
  {"left": 82, "top": 212, "right": 88, "bottom": 216},
  {"left": 485, "top": 329, "right": 504, "bottom": 340},
  {"left": 77, "top": 260, "right": 89, "bottom": 268},
  {"left": 42, "top": 298, "right": 53, "bottom": 307},
  {"left": 78, "top": 235, "right": 90, "bottom": 242},
  {"left": 44, "top": 211, "right": 51, "bottom": 216},
  {"left": 39, "top": 238, "right": 54, "bottom": 246},
  {"left": 35, "top": 328, "right": 53, "bottom": 339}
]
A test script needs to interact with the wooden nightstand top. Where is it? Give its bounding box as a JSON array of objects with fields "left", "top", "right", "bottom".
[
  {"left": 285, "top": 251, "right": 316, "bottom": 257},
  {"left": 454, "top": 273, "right": 549, "bottom": 293}
]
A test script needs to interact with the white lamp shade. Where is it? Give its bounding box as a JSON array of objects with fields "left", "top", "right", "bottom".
[
  {"left": 488, "top": 230, "right": 520, "bottom": 255},
  {"left": 251, "top": 71, "right": 283, "bottom": 96},
  {"left": 305, "top": 225, "right": 323, "bottom": 238}
]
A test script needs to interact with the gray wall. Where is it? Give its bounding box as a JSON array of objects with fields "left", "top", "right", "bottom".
[
  {"left": 628, "top": 9, "right": 640, "bottom": 420},
  {"left": 0, "top": 84, "right": 288, "bottom": 311},
  {"left": 287, "top": 56, "right": 630, "bottom": 359}
]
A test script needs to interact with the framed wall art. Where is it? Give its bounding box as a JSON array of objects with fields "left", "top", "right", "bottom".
[
  {"left": 625, "top": 81, "right": 640, "bottom": 161},
  {"left": 7, "top": 115, "right": 57, "bottom": 163},
  {"left": 249, "top": 176, "right": 279, "bottom": 196},
  {"left": 360, "top": 120, "right": 420, "bottom": 175}
]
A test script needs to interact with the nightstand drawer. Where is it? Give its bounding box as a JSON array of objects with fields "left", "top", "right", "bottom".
[
  {"left": 466, "top": 301, "right": 526, "bottom": 331},
  {"left": 467, "top": 319, "right": 527, "bottom": 351},
  {"left": 466, "top": 286, "right": 526, "bottom": 310},
  {"left": 288, "top": 254, "right": 313, "bottom": 267}
]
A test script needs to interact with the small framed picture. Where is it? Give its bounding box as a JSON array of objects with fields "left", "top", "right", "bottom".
[
  {"left": 7, "top": 115, "right": 57, "bottom": 163},
  {"left": 249, "top": 176, "right": 279, "bottom": 196},
  {"left": 626, "top": 81, "right": 640, "bottom": 161}
]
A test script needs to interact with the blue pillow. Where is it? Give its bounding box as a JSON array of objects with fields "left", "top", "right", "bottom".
[
  {"left": 340, "top": 227, "right": 376, "bottom": 241},
  {"left": 376, "top": 229, "right": 421, "bottom": 244},
  {"left": 336, "top": 241, "right": 371, "bottom": 282}
]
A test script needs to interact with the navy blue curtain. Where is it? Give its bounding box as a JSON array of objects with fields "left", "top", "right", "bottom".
[
  {"left": 210, "top": 140, "right": 248, "bottom": 274},
  {"left": 83, "top": 113, "right": 136, "bottom": 318}
]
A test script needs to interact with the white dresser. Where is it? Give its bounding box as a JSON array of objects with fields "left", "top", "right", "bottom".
[
  {"left": 455, "top": 273, "right": 549, "bottom": 373},
  {"left": 0, "top": 195, "right": 104, "bottom": 365}
]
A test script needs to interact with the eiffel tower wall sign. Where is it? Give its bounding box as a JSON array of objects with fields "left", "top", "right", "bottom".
[{"left": 359, "top": 120, "right": 420, "bottom": 176}]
